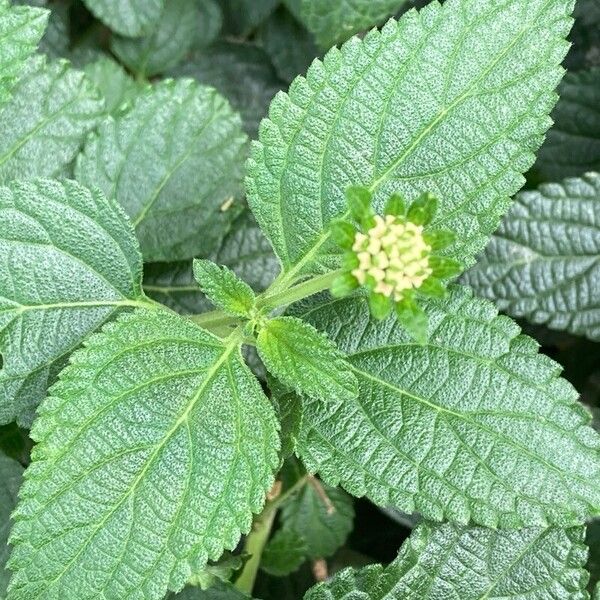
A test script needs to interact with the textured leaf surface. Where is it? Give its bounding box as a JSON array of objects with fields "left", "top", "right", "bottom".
[
  {"left": 535, "top": 68, "right": 600, "bottom": 181},
  {"left": 463, "top": 173, "right": 600, "bottom": 341},
  {"left": 83, "top": 56, "right": 142, "bottom": 115},
  {"left": 304, "top": 521, "right": 590, "bottom": 599},
  {"left": 76, "top": 79, "right": 247, "bottom": 262},
  {"left": 257, "top": 316, "right": 358, "bottom": 404},
  {"left": 293, "top": 286, "right": 600, "bottom": 527},
  {"left": 247, "top": 0, "right": 573, "bottom": 278},
  {"left": 8, "top": 309, "right": 279, "bottom": 600},
  {"left": 170, "top": 43, "right": 282, "bottom": 137},
  {"left": 0, "top": 454, "right": 23, "bottom": 598},
  {"left": 261, "top": 529, "right": 308, "bottom": 576},
  {"left": 81, "top": 0, "right": 164, "bottom": 37},
  {"left": 259, "top": 7, "right": 319, "bottom": 83},
  {"left": 144, "top": 211, "right": 279, "bottom": 315},
  {"left": 280, "top": 480, "right": 354, "bottom": 559},
  {"left": 299, "top": 0, "right": 408, "bottom": 48},
  {"left": 0, "top": 56, "right": 104, "bottom": 183},
  {"left": 193, "top": 259, "right": 256, "bottom": 317},
  {"left": 0, "top": 178, "right": 146, "bottom": 426},
  {"left": 0, "top": 0, "right": 47, "bottom": 105},
  {"left": 111, "top": 0, "right": 200, "bottom": 77}
]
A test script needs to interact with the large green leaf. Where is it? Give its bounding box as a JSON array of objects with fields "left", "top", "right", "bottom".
[
  {"left": 0, "top": 178, "right": 148, "bottom": 426},
  {"left": 304, "top": 521, "right": 589, "bottom": 599},
  {"left": 111, "top": 0, "right": 200, "bottom": 77},
  {"left": 8, "top": 309, "right": 279, "bottom": 600},
  {"left": 0, "top": 56, "right": 104, "bottom": 182},
  {"left": 534, "top": 69, "right": 600, "bottom": 181},
  {"left": 463, "top": 173, "right": 600, "bottom": 341},
  {"left": 217, "top": 0, "right": 279, "bottom": 36},
  {"left": 170, "top": 43, "right": 282, "bottom": 138},
  {"left": 144, "top": 211, "right": 280, "bottom": 315},
  {"left": 299, "top": 0, "right": 408, "bottom": 48},
  {"left": 293, "top": 286, "right": 600, "bottom": 527},
  {"left": 1, "top": 454, "right": 23, "bottom": 598},
  {"left": 0, "top": 0, "right": 47, "bottom": 105},
  {"left": 81, "top": 0, "right": 164, "bottom": 37},
  {"left": 247, "top": 0, "right": 573, "bottom": 279},
  {"left": 75, "top": 79, "right": 247, "bottom": 262}
]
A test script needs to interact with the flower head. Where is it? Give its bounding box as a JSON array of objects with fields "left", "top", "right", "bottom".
[{"left": 330, "top": 187, "right": 463, "bottom": 343}]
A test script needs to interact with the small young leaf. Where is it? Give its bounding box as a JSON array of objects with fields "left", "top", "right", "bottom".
[
  {"left": 346, "top": 186, "right": 372, "bottom": 222},
  {"left": 279, "top": 480, "right": 354, "bottom": 560},
  {"left": 8, "top": 310, "right": 279, "bottom": 600},
  {"left": 256, "top": 316, "right": 358, "bottom": 403},
  {"left": 81, "top": 0, "right": 164, "bottom": 37},
  {"left": 193, "top": 259, "right": 256, "bottom": 317},
  {"left": 261, "top": 529, "right": 308, "bottom": 576},
  {"left": 0, "top": 179, "right": 147, "bottom": 426},
  {"left": 0, "top": 453, "right": 23, "bottom": 598},
  {"left": 0, "top": 56, "right": 104, "bottom": 182},
  {"left": 406, "top": 193, "right": 437, "bottom": 226},
  {"left": 144, "top": 211, "right": 280, "bottom": 315},
  {"left": 247, "top": 0, "right": 573, "bottom": 277},
  {"left": 395, "top": 295, "right": 428, "bottom": 343},
  {"left": 292, "top": 287, "right": 600, "bottom": 527},
  {"left": 111, "top": 0, "right": 200, "bottom": 77},
  {"left": 384, "top": 194, "right": 406, "bottom": 217},
  {"left": 170, "top": 581, "right": 254, "bottom": 599},
  {"left": 75, "top": 79, "right": 247, "bottom": 262},
  {"left": 464, "top": 173, "right": 600, "bottom": 341},
  {"left": 304, "top": 522, "right": 589, "bottom": 599},
  {"left": 0, "top": 0, "right": 47, "bottom": 106}
]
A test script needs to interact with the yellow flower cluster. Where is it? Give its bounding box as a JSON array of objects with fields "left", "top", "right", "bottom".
[{"left": 351, "top": 215, "right": 432, "bottom": 301}]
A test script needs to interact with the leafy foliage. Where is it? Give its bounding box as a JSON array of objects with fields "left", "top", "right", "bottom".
[
  {"left": 305, "top": 521, "right": 590, "bottom": 599},
  {"left": 463, "top": 173, "right": 600, "bottom": 341},
  {"left": 81, "top": 0, "right": 164, "bottom": 37},
  {"left": 8, "top": 309, "right": 279, "bottom": 600},
  {"left": 257, "top": 316, "right": 359, "bottom": 404},
  {"left": 0, "top": 178, "right": 146, "bottom": 426},
  {"left": 261, "top": 529, "right": 308, "bottom": 576},
  {"left": 293, "top": 286, "right": 600, "bottom": 527},
  {"left": 218, "top": 0, "right": 279, "bottom": 37},
  {"left": 0, "top": 454, "right": 23, "bottom": 598},
  {"left": 298, "top": 0, "right": 408, "bottom": 48},
  {"left": 248, "top": 0, "right": 573, "bottom": 278},
  {"left": 111, "top": 0, "right": 201, "bottom": 77},
  {"left": 534, "top": 69, "right": 600, "bottom": 180},
  {"left": 0, "top": 56, "right": 104, "bottom": 182},
  {"left": 0, "top": 0, "right": 47, "bottom": 106},
  {"left": 75, "top": 79, "right": 247, "bottom": 262}
]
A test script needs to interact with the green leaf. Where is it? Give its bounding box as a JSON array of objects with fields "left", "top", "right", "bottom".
[
  {"left": 217, "top": 0, "right": 279, "bottom": 36},
  {"left": 261, "top": 529, "right": 308, "bottom": 576},
  {"left": 463, "top": 173, "right": 600, "bottom": 342},
  {"left": 304, "top": 521, "right": 589, "bottom": 599},
  {"left": 0, "top": 56, "right": 104, "bottom": 182},
  {"left": 395, "top": 295, "right": 427, "bottom": 344},
  {"left": 188, "top": 552, "right": 246, "bottom": 590},
  {"left": 292, "top": 286, "right": 600, "bottom": 527},
  {"left": 191, "top": 0, "right": 222, "bottom": 50},
  {"left": 81, "top": 0, "right": 164, "bottom": 37},
  {"left": 111, "top": 0, "right": 200, "bottom": 77},
  {"left": 280, "top": 480, "right": 354, "bottom": 559},
  {"left": 247, "top": 0, "right": 573, "bottom": 279},
  {"left": 8, "top": 309, "right": 279, "bottom": 600},
  {"left": 170, "top": 580, "right": 254, "bottom": 599},
  {"left": 259, "top": 7, "right": 319, "bottom": 84},
  {"left": 299, "top": 0, "right": 408, "bottom": 48},
  {"left": 170, "top": 43, "right": 282, "bottom": 138},
  {"left": 0, "top": 0, "right": 47, "bottom": 105},
  {"left": 534, "top": 68, "right": 600, "bottom": 181},
  {"left": 83, "top": 55, "right": 142, "bottom": 115},
  {"left": 0, "top": 178, "right": 147, "bottom": 427},
  {"left": 75, "top": 79, "right": 247, "bottom": 262},
  {"left": 257, "top": 316, "right": 358, "bottom": 403},
  {"left": 144, "top": 210, "right": 280, "bottom": 315},
  {"left": 1, "top": 453, "right": 23, "bottom": 598},
  {"left": 272, "top": 384, "right": 304, "bottom": 459},
  {"left": 193, "top": 259, "right": 256, "bottom": 317}
]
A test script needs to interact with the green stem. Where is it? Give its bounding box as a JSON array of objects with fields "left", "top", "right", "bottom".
[{"left": 234, "top": 476, "right": 308, "bottom": 594}]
